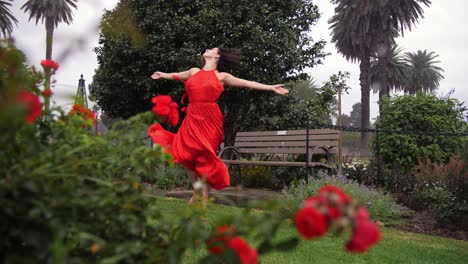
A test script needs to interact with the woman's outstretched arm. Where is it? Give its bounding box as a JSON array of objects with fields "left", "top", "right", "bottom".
[
  {"left": 221, "top": 73, "right": 289, "bottom": 95},
  {"left": 151, "top": 68, "right": 198, "bottom": 81}
]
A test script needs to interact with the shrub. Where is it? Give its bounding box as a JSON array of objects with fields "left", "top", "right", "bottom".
[
  {"left": 414, "top": 186, "right": 468, "bottom": 224},
  {"left": 152, "top": 164, "right": 189, "bottom": 190},
  {"left": 283, "top": 176, "right": 411, "bottom": 225},
  {"left": 341, "top": 160, "right": 369, "bottom": 183},
  {"left": 238, "top": 166, "right": 280, "bottom": 189},
  {"left": 412, "top": 157, "right": 468, "bottom": 223},
  {"left": 414, "top": 157, "right": 466, "bottom": 196},
  {"left": 373, "top": 94, "right": 467, "bottom": 192}
]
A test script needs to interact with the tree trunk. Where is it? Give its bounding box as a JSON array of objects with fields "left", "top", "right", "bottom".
[
  {"left": 44, "top": 17, "right": 54, "bottom": 113},
  {"left": 359, "top": 55, "right": 371, "bottom": 152},
  {"left": 377, "top": 34, "right": 389, "bottom": 116}
]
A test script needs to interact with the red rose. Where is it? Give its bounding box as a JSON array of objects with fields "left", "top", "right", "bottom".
[
  {"left": 88, "top": 111, "right": 96, "bottom": 124},
  {"left": 355, "top": 207, "right": 370, "bottom": 222},
  {"left": 326, "top": 206, "right": 341, "bottom": 221},
  {"left": 207, "top": 225, "right": 237, "bottom": 254},
  {"left": 16, "top": 90, "right": 42, "bottom": 124},
  {"left": 345, "top": 220, "right": 380, "bottom": 253},
  {"left": 41, "top": 88, "right": 53, "bottom": 97},
  {"left": 41, "top": 59, "right": 59, "bottom": 70},
  {"left": 295, "top": 207, "right": 327, "bottom": 239},
  {"left": 303, "top": 196, "right": 322, "bottom": 208},
  {"left": 168, "top": 102, "right": 179, "bottom": 126},
  {"left": 319, "top": 185, "right": 351, "bottom": 206},
  {"left": 69, "top": 104, "right": 96, "bottom": 124},
  {"left": 227, "top": 237, "right": 257, "bottom": 264}
]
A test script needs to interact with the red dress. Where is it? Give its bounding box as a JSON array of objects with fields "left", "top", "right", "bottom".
[{"left": 152, "top": 69, "right": 230, "bottom": 190}]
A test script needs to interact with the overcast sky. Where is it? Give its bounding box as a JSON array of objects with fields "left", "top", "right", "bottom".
[{"left": 10, "top": 0, "right": 467, "bottom": 119}]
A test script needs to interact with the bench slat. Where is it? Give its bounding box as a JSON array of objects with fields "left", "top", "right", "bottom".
[
  {"left": 236, "top": 129, "right": 339, "bottom": 137},
  {"left": 222, "top": 160, "right": 334, "bottom": 169},
  {"left": 236, "top": 148, "right": 337, "bottom": 154},
  {"left": 235, "top": 141, "right": 339, "bottom": 148},
  {"left": 235, "top": 134, "right": 339, "bottom": 142}
]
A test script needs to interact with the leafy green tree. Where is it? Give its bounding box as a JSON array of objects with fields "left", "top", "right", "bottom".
[
  {"left": 404, "top": 50, "right": 444, "bottom": 94},
  {"left": 259, "top": 74, "right": 341, "bottom": 131},
  {"left": 375, "top": 94, "right": 467, "bottom": 171},
  {"left": 347, "top": 102, "right": 361, "bottom": 128},
  {"left": 90, "top": 0, "right": 327, "bottom": 145},
  {"left": 21, "top": 0, "right": 78, "bottom": 111},
  {"left": 341, "top": 113, "right": 351, "bottom": 127},
  {"left": 0, "top": 0, "right": 17, "bottom": 37}
]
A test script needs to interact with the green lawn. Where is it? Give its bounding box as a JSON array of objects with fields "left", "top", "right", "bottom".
[{"left": 156, "top": 197, "right": 468, "bottom": 264}]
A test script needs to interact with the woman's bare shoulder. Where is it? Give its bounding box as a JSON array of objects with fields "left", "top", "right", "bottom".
[
  {"left": 217, "top": 72, "right": 233, "bottom": 81},
  {"left": 189, "top": 67, "right": 201, "bottom": 74}
]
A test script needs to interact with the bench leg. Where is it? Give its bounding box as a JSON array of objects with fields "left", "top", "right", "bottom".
[
  {"left": 237, "top": 164, "right": 242, "bottom": 185},
  {"left": 228, "top": 164, "right": 243, "bottom": 185}
]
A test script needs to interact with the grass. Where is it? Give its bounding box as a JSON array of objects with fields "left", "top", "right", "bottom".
[{"left": 155, "top": 197, "right": 468, "bottom": 264}]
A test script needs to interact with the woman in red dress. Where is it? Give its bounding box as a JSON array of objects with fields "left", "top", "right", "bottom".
[{"left": 150, "top": 47, "right": 288, "bottom": 205}]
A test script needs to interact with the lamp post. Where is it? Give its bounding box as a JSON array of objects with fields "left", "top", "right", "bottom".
[
  {"left": 338, "top": 86, "right": 342, "bottom": 164},
  {"left": 92, "top": 105, "right": 100, "bottom": 135}
]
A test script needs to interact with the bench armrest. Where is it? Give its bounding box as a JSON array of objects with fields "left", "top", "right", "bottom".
[{"left": 218, "top": 146, "right": 239, "bottom": 159}]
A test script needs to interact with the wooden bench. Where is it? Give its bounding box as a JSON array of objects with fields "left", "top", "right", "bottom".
[{"left": 219, "top": 129, "right": 339, "bottom": 181}]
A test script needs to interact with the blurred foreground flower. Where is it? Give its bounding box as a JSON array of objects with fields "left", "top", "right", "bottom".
[
  {"left": 41, "top": 59, "right": 59, "bottom": 71},
  {"left": 16, "top": 90, "right": 42, "bottom": 124}
]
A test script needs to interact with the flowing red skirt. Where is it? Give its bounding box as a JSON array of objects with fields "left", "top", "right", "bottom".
[{"left": 149, "top": 102, "right": 230, "bottom": 190}]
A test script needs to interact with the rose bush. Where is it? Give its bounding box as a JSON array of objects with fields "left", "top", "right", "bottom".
[{"left": 1, "top": 42, "right": 380, "bottom": 264}]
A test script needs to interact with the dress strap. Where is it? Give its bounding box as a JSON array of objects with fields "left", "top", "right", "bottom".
[
  {"left": 181, "top": 93, "right": 187, "bottom": 105},
  {"left": 172, "top": 74, "right": 186, "bottom": 83}
]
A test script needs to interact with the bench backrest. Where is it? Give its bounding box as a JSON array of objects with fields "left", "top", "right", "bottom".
[{"left": 234, "top": 129, "right": 339, "bottom": 155}]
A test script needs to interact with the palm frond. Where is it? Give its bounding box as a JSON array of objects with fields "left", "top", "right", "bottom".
[
  {"left": 0, "top": 0, "right": 18, "bottom": 37},
  {"left": 21, "top": 0, "right": 77, "bottom": 27},
  {"left": 370, "top": 45, "right": 410, "bottom": 93},
  {"left": 404, "top": 49, "right": 444, "bottom": 94}
]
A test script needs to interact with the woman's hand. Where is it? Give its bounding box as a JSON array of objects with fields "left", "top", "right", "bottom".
[
  {"left": 151, "top": 71, "right": 165, "bottom": 80},
  {"left": 272, "top": 84, "right": 289, "bottom": 95}
]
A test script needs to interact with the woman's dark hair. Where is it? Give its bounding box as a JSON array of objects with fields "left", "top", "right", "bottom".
[{"left": 217, "top": 47, "right": 240, "bottom": 73}]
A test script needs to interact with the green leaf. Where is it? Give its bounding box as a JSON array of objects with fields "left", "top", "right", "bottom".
[
  {"left": 257, "top": 240, "right": 273, "bottom": 254},
  {"left": 274, "top": 237, "right": 300, "bottom": 252}
]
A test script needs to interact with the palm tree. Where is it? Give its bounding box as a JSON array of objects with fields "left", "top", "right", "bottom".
[
  {"left": 371, "top": 45, "right": 410, "bottom": 94},
  {"left": 21, "top": 0, "right": 78, "bottom": 111},
  {"left": 371, "top": 0, "right": 431, "bottom": 99},
  {"left": 329, "top": 0, "right": 384, "bottom": 150},
  {"left": 292, "top": 77, "right": 320, "bottom": 100},
  {"left": 404, "top": 50, "right": 444, "bottom": 94},
  {"left": 331, "top": 0, "right": 430, "bottom": 121},
  {"left": 0, "top": 0, "right": 17, "bottom": 38}
]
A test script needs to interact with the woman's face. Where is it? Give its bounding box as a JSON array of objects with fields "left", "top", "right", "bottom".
[{"left": 203, "top": 48, "right": 220, "bottom": 58}]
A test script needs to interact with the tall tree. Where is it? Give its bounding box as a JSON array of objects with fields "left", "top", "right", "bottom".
[
  {"left": 91, "top": 0, "right": 328, "bottom": 145},
  {"left": 371, "top": 45, "right": 410, "bottom": 94},
  {"left": 330, "top": 0, "right": 430, "bottom": 140},
  {"left": 0, "top": 0, "right": 17, "bottom": 38},
  {"left": 21, "top": 0, "right": 78, "bottom": 111},
  {"left": 370, "top": 0, "right": 431, "bottom": 99},
  {"left": 404, "top": 50, "right": 444, "bottom": 94},
  {"left": 329, "top": 0, "right": 378, "bottom": 150}
]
